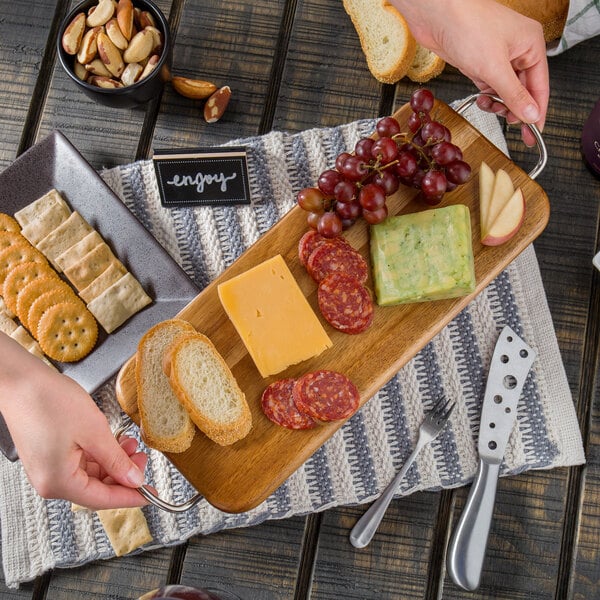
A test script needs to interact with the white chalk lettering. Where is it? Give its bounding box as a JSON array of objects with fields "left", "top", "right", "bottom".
[{"left": 166, "top": 171, "right": 238, "bottom": 193}]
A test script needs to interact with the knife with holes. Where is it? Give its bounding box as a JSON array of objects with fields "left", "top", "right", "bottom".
[{"left": 446, "top": 325, "right": 536, "bottom": 591}]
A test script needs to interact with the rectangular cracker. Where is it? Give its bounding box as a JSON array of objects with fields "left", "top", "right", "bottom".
[
  {"left": 55, "top": 230, "right": 104, "bottom": 272},
  {"left": 63, "top": 242, "right": 124, "bottom": 291},
  {"left": 0, "top": 296, "right": 15, "bottom": 319},
  {"left": 96, "top": 507, "right": 153, "bottom": 557},
  {"left": 87, "top": 272, "right": 152, "bottom": 333},
  {"left": 14, "top": 189, "right": 71, "bottom": 227},
  {"left": 36, "top": 211, "right": 93, "bottom": 271},
  {"left": 79, "top": 262, "right": 127, "bottom": 303},
  {"left": 20, "top": 201, "right": 71, "bottom": 245},
  {"left": 0, "top": 310, "right": 18, "bottom": 335}
]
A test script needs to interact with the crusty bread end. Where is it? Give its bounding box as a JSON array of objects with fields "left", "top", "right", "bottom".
[
  {"left": 135, "top": 319, "right": 197, "bottom": 453},
  {"left": 407, "top": 44, "right": 446, "bottom": 83},
  {"left": 343, "top": 0, "right": 417, "bottom": 84},
  {"left": 163, "top": 332, "right": 252, "bottom": 446}
]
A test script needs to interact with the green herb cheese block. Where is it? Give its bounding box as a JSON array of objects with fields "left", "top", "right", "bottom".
[{"left": 370, "top": 204, "right": 476, "bottom": 306}]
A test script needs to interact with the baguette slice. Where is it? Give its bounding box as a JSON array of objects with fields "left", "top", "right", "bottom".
[
  {"left": 135, "top": 319, "right": 197, "bottom": 453},
  {"left": 407, "top": 44, "right": 445, "bottom": 83},
  {"left": 343, "top": 0, "right": 417, "bottom": 84},
  {"left": 163, "top": 332, "right": 252, "bottom": 446}
]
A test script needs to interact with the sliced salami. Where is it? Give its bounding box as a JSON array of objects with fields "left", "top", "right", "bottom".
[
  {"left": 318, "top": 272, "right": 374, "bottom": 334},
  {"left": 261, "top": 378, "right": 316, "bottom": 430},
  {"left": 292, "top": 370, "right": 360, "bottom": 422},
  {"left": 298, "top": 230, "right": 351, "bottom": 267},
  {"left": 306, "top": 241, "right": 368, "bottom": 284}
]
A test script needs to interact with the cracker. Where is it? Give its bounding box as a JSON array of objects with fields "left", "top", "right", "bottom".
[
  {"left": 0, "top": 295, "right": 15, "bottom": 318},
  {"left": 37, "top": 300, "right": 98, "bottom": 362},
  {"left": 0, "top": 231, "right": 28, "bottom": 252},
  {"left": 55, "top": 231, "right": 103, "bottom": 271},
  {"left": 87, "top": 272, "right": 152, "bottom": 333},
  {"left": 0, "top": 244, "right": 47, "bottom": 286},
  {"left": 16, "top": 276, "right": 70, "bottom": 331},
  {"left": 79, "top": 262, "right": 127, "bottom": 303},
  {"left": 27, "top": 286, "right": 82, "bottom": 339},
  {"left": 0, "top": 309, "right": 18, "bottom": 335},
  {"left": 96, "top": 507, "right": 152, "bottom": 557},
  {"left": 63, "top": 242, "right": 124, "bottom": 291},
  {"left": 0, "top": 213, "right": 20, "bottom": 233},
  {"left": 20, "top": 201, "right": 71, "bottom": 245},
  {"left": 10, "top": 325, "right": 38, "bottom": 351},
  {"left": 36, "top": 211, "right": 93, "bottom": 271},
  {"left": 14, "top": 189, "right": 70, "bottom": 227},
  {"left": 2, "top": 261, "right": 58, "bottom": 315}
]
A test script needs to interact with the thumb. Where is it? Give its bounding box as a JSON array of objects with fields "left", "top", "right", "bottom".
[
  {"left": 492, "top": 66, "right": 540, "bottom": 125},
  {"left": 86, "top": 429, "right": 145, "bottom": 488}
]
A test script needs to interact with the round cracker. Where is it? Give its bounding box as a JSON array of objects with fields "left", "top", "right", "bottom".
[
  {"left": 16, "top": 275, "right": 71, "bottom": 331},
  {"left": 0, "top": 231, "right": 28, "bottom": 252},
  {"left": 0, "top": 214, "right": 21, "bottom": 233},
  {"left": 28, "top": 286, "right": 82, "bottom": 339},
  {"left": 37, "top": 301, "right": 98, "bottom": 362},
  {"left": 2, "top": 261, "right": 59, "bottom": 316},
  {"left": 0, "top": 244, "right": 47, "bottom": 286}
]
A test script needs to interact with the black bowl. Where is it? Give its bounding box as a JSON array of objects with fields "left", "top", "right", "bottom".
[{"left": 57, "top": 0, "right": 171, "bottom": 108}]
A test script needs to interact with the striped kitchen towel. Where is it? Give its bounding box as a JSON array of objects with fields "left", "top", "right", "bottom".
[{"left": 0, "top": 102, "right": 585, "bottom": 587}]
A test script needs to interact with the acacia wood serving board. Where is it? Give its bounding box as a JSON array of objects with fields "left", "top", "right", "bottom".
[{"left": 115, "top": 99, "right": 550, "bottom": 513}]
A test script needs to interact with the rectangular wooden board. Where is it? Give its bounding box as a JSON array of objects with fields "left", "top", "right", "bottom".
[{"left": 115, "top": 99, "right": 550, "bottom": 513}]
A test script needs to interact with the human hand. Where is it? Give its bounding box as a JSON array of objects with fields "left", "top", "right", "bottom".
[
  {"left": 0, "top": 333, "right": 148, "bottom": 510},
  {"left": 392, "top": 0, "right": 549, "bottom": 146}
]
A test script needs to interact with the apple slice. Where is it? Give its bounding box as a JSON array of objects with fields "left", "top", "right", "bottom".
[
  {"left": 486, "top": 168, "right": 514, "bottom": 231},
  {"left": 479, "top": 161, "right": 495, "bottom": 233},
  {"left": 481, "top": 187, "right": 525, "bottom": 246}
]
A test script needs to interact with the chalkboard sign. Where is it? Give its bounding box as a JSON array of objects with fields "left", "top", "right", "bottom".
[{"left": 153, "top": 146, "right": 251, "bottom": 207}]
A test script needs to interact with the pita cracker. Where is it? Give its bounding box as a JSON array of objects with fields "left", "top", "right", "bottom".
[
  {"left": 14, "top": 189, "right": 71, "bottom": 227},
  {"left": 0, "top": 296, "right": 14, "bottom": 319},
  {"left": 55, "top": 230, "right": 104, "bottom": 271},
  {"left": 96, "top": 507, "right": 153, "bottom": 557},
  {"left": 63, "top": 242, "right": 123, "bottom": 291},
  {"left": 87, "top": 272, "right": 152, "bottom": 333},
  {"left": 36, "top": 212, "right": 93, "bottom": 271},
  {"left": 79, "top": 262, "right": 127, "bottom": 303},
  {"left": 20, "top": 201, "right": 71, "bottom": 245},
  {"left": 0, "top": 309, "right": 18, "bottom": 335}
]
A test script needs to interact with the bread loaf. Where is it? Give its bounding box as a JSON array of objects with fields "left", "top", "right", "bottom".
[
  {"left": 495, "top": 0, "right": 568, "bottom": 42},
  {"left": 135, "top": 318, "right": 197, "bottom": 453},
  {"left": 342, "top": 0, "right": 416, "bottom": 84},
  {"left": 163, "top": 331, "right": 252, "bottom": 446}
]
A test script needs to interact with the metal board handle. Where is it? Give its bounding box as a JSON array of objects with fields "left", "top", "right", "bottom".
[{"left": 454, "top": 92, "right": 547, "bottom": 180}]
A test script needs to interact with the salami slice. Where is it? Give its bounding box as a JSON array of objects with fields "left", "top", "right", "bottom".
[
  {"left": 298, "top": 230, "right": 351, "bottom": 267},
  {"left": 261, "top": 378, "right": 316, "bottom": 430},
  {"left": 292, "top": 370, "right": 360, "bottom": 421},
  {"left": 318, "top": 272, "right": 374, "bottom": 334},
  {"left": 306, "top": 241, "right": 368, "bottom": 284}
]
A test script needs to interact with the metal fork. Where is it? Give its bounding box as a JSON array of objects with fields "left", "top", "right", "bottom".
[{"left": 349, "top": 396, "right": 456, "bottom": 548}]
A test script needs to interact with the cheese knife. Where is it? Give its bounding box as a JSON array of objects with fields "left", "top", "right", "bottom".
[{"left": 446, "top": 325, "right": 536, "bottom": 591}]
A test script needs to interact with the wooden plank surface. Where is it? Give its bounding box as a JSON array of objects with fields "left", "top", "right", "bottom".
[{"left": 0, "top": 0, "right": 599, "bottom": 598}]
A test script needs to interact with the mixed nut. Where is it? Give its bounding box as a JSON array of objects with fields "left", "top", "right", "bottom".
[
  {"left": 62, "top": 0, "right": 231, "bottom": 122},
  {"left": 62, "top": 0, "right": 163, "bottom": 89}
]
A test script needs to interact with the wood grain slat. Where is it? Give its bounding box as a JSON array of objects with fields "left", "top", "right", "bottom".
[{"left": 0, "top": 0, "right": 59, "bottom": 168}]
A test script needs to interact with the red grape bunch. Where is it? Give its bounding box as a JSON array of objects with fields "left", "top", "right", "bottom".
[{"left": 296, "top": 88, "right": 472, "bottom": 238}]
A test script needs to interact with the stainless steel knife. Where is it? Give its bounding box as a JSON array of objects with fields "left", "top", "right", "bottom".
[{"left": 446, "top": 325, "right": 536, "bottom": 591}]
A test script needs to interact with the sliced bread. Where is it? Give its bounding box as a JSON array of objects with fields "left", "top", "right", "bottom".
[
  {"left": 135, "top": 318, "right": 197, "bottom": 453},
  {"left": 343, "top": 0, "right": 417, "bottom": 84},
  {"left": 495, "top": 0, "right": 568, "bottom": 42},
  {"left": 163, "top": 332, "right": 252, "bottom": 446},
  {"left": 407, "top": 44, "right": 445, "bottom": 83}
]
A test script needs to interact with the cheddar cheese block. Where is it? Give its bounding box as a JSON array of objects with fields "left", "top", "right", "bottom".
[
  {"left": 370, "top": 204, "right": 476, "bottom": 305},
  {"left": 218, "top": 254, "right": 332, "bottom": 377}
]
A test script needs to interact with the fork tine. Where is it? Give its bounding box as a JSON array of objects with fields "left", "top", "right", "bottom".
[{"left": 442, "top": 402, "right": 456, "bottom": 421}]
